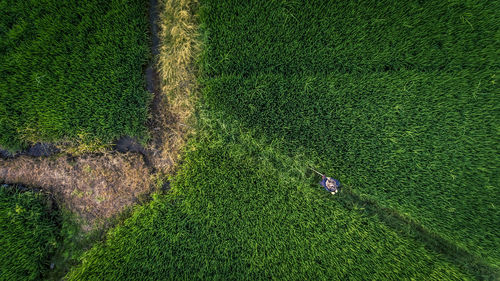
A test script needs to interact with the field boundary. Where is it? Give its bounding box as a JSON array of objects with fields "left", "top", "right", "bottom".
[{"left": 148, "top": 0, "right": 199, "bottom": 174}]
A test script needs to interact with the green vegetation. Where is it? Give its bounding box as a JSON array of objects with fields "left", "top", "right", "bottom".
[
  {"left": 200, "top": 0, "right": 500, "bottom": 267},
  {"left": 45, "top": 210, "right": 102, "bottom": 280},
  {"left": 0, "top": 185, "right": 103, "bottom": 280},
  {"left": 66, "top": 0, "right": 499, "bottom": 279},
  {"left": 67, "top": 116, "right": 474, "bottom": 280},
  {"left": 0, "top": 0, "right": 150, "bottom": 151},
  {"left": 0, "top": 0, "right": 494, "bottom": 279},
  {"left": 0, "top": 185, "right": 58, "bottom": 280}
]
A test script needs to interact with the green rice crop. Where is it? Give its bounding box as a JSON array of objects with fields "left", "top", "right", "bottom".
[
  {"left": 0, "top": 0, "right": 150, "bottom": 151},
  {"left": 200, "top": 0, "right": 500, "bottom": 267},
  {"left": 67, "top": 115, "right": 474, "bottom": 280},
  {"left": 0, "top": 186, "right": 58, "bottom": 281},
  {"left": 66, "top": 0, "right": 499, "bottom": 279}
]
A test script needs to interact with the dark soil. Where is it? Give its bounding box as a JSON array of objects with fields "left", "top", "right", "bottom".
[
  {"left": 27, "top": 143, "right": 60, "bottom": 157},
  {"left": 114, "top": 137, "right": 146, "bottom": 154},
  {"left": 0, "top": 149, "right": 11, "bottom": 159},
  {"left": 145, "top": 0, "right": 164, "bottom": 151},
  {"left": 0, "top": 143, "right": 60, "bottom": 159},
  {"left": 0, "top": 183, "right": 42, "bottom": 193},
  {"left": 149, "top": 0, "right": 160, "bottom": 58}
]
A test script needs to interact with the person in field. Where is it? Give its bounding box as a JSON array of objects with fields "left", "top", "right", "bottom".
[
  {"left": 320, "top": 175, "right": 341, "bottom": 195},
  {"left": 310, "top": 167, "right": 341, "bottom": 194}
]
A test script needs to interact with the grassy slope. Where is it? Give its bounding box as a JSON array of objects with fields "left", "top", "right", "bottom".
[
  {"left": 0, "top": 0, "right": 150, "bottom": 150},
  {"left": 0, "top": 186, "right": 58, "bottom": 281},
  {"left": 200, "top": 0, "right": 500, "bottom": 266},
  {"left": 67, "top": 114, "right": 472, "bottom": 280}
]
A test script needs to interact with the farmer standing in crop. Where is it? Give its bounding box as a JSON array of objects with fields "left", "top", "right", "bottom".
[
  {"left": 320, "top": 175, "right": 341, "bottom": 195},
  {"left": 310, "top": 167, "right": 341, "bottom": 195}
]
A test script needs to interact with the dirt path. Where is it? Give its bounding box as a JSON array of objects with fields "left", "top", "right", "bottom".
[{"left": 144, "top": 0, "right": 174, "bottom": 172}]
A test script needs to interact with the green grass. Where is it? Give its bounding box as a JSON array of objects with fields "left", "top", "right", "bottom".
[
  {"left": 0, "top": 185, "right": 105, "bottom": 280},
  {"left": 0, "top": 0, "right": 150, "bottom": 151},
  {"left": 200, "top": 0, "right": 500, "bottom": 267},
  {"left": 66, "top": 0, "right": 499, "bottom": 279},
  {"left": 203, "top": 70, "right": 500, "bottom": 266},
  {"left": 200, "top": 0, "right": 498, "bottom": 76},
  {"left": 0, "top": 185, "right": 58, "bottom": 281},
  {"left": 45, "top": 210, "right": 104, "bottom": 280},
  {"left": 67, "top": 115, "right": 474, "bottom": 280}
]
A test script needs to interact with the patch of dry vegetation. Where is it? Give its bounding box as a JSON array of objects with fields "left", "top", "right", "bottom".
[
  {"left": 150, "top": 0, "right": 199, "bottom": 173},
  {"left": 0, "top": 154, "right": 151, "bottom": 228}
]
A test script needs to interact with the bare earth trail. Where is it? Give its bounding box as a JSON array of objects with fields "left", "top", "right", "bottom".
[{"left": 0, "top": 154, "right": 151, "bottom": 225}]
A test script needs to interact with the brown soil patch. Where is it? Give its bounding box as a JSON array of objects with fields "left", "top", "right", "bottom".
[{"left": 0, "top": 154, "right": 151, "bottom": 227}]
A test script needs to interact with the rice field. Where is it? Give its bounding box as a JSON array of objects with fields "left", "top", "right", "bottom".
[
  {"left": 0, "top": 186, "right": 58, "bottom": 280},
  {"left": 200, "top": 0, "right": 500, "bottom": 267},
  {"left": 66, "top": 0, "right": 499, "bottom": 279},
  {"left": 1, "top": 0, "right": 499, "bottom": 279},
  {"left": 0, "top": 0, "right": 150, "bottom": 151}
]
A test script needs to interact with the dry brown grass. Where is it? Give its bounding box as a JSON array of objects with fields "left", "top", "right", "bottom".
[
  {"left": 150, "top": 0, "right": 199, "bottom": 174},
  {"left": 0, "top": 154, "right": 152, "bottom": 228}
]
